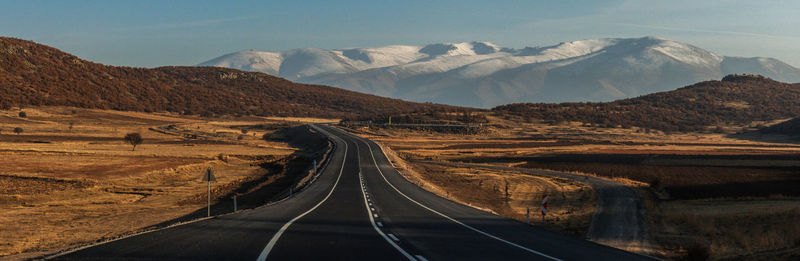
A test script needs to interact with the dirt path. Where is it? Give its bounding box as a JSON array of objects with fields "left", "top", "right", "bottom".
[{"left": 417, "top": 160, "right": 652, "bottom": 255}]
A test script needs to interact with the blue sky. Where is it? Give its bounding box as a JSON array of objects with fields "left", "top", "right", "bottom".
[{"left": 1, "top": 0, "right": 798, "bottom": 67}]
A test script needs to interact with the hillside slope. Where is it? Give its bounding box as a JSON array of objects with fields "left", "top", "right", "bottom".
[
  {"left": 493, "top": 74, "right": 800, "bottom": 132},
  {"left": 200, "top": 37, "right": 800, "bottom": 107},
  {"left": 0, "top": 37, "right": 457, "bottom": 118},
  {"left": 758, "top": 118, "right": 800, "bottom": 137}
]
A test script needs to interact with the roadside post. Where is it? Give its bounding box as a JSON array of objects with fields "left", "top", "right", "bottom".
[
  {"left": 202, "top": 167, "right": 216, "bottom": 217},
  {"left": 313, "top": 160, "right": 317, "bottom": 176},
  {"left": 541, "top": 194, "right": 548, "bottom": 224},
  {"left": 526, "top": 207, "right": 531, "bottom": 224}
]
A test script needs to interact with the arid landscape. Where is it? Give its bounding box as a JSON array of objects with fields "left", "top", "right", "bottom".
[
  {"left": 0, "top": 106, "right": 331, "bottom": 259},
  {"left": 2, "top": 4, "right": 800, "bottom": 259},
  {"left": 346, "top": 112, "right": 800, "bottom": 260}
]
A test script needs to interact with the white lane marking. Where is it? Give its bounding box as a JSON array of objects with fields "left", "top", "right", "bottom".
[
  {"left": 388, "top": 234, "right": 400, "bottom": 242},
  {"left": 415, "top": 255, "right": 429, "bottom": 261},
  {"left": 377, "top": 222, "right": 383, "bottom": 227},
  {"left": 355, "top": 135, "right": 562, "bottom": 261},
  {"left": 355, "top": 142, "right": 415, "bottom": 261},
  {"left": 256, "top": 127, "right": 348, "bottom": 261}
]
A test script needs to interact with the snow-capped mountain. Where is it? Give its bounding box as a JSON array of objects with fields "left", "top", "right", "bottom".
[{"left": 199, "top": 37, "right": 800, "bottom": 108}]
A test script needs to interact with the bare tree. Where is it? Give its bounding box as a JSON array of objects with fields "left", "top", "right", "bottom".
[
  {"left": 13, "top": 127, "right": 23, "bottom": 135},
  {"left": 124, "top": 133, "right": 143, "bottom": 151}
]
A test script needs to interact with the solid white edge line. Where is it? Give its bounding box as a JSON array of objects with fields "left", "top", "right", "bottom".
[
  {"left": 351, "top": 132, "right": 562, "bottom": 261},
  {"left": 256, "top": 126, "right": 347, "bottom": 261},
  {"left": 355, "top": 141, "right": 416, "bottom": 261}
]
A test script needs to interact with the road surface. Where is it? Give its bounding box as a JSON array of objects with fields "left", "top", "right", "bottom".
[{"left": 54, "top": 124, "right": 653, "bottom": 260}]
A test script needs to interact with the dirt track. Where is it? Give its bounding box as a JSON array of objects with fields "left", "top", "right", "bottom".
[{"left": 417, "top": 160, "right": 652, "bottom": 255}]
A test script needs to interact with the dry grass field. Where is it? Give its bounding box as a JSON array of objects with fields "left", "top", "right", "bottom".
[
  {"left": 354, "top": 113, "right": 800, "bottom": 260},
  {"left": 379, "top": 143, "right": 595, "bottom": 237},
  {"left": 0, "top": 107, "right": 331, "bottom": 259},
  {"left": 651, "top": 198, "right": 800, "bottom": 260}
]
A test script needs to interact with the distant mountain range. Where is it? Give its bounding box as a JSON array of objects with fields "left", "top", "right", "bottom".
[
  {"left": 200, "top": 36, "right": 800, "bottom": 108},
  {"left": 0, "top": 37, "right": 457, "bottom": 118}
]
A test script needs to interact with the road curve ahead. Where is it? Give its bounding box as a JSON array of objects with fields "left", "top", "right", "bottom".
[{"left": 54, "top": 124, "right": 654, "bottom": 260}]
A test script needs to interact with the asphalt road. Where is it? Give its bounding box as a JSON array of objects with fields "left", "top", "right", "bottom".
[{"left": 54, "top": 124, "right": 653, "bottom": 260}]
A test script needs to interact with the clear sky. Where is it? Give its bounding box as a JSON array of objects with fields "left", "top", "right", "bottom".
[{"left": 1, "top": 0, "right": 798, "bottom": 68}]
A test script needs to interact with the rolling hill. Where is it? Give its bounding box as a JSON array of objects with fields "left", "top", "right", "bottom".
[
  {"left": 200, "top": 36, "right": 800, "bottom": 108},
  {"left": 493, "top": 74, "right": 800, "bottom": 132},
  {"left": 0, "top": 37, "right": 459, "bottom": 118}
]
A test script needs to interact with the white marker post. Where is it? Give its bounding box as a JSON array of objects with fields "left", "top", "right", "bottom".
[
  {"left": 313, "top": 160, "right": 317, "bottom": 176},
  {"left": 526, "top": 207, "right": 530, "bottom": 224},
  {"left": 202, "top": 167, "right": 216, "bottom": 217}
]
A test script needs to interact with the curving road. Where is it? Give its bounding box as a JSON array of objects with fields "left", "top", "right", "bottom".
[{"left": 53, "top": 124, "right": 653, "bottom": 260}]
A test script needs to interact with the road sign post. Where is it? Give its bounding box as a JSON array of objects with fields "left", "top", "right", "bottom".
[
  {"left": 202, "top": 167, "right": 216, "bottom": 217},
  {"left": 541, "top": 194, "right": 548, "bottom": 224}
]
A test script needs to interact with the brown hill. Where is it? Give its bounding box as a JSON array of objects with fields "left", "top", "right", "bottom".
[
  {"left": 0, "top": 37, "right": 456, "bottom": 118},
  {"left": 493, "top": 74, "right": 800, "bottom": 132}
]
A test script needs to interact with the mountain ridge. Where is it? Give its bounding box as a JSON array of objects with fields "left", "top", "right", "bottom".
[
  {"left": 200, "top": 36, "right": 800, "bottom": 108},
  {"left": 493, "top": 74, "right": 800, "bottom": 132},
  {"left": 0, "top": 36, "right": 460, "bottom": 118}
]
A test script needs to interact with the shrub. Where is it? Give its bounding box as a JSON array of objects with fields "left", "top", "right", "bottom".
[
  {"left": 18, "top": 111, "right": 27, "bottom": 118},
  {"left": 13, "top": 127, "right": 23, "bottom": 135},
  {"left": 124, "top": 133, "right": 143, "bottom": 151}
]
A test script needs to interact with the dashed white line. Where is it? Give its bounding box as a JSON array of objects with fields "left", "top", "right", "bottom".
[
  {"left": 355, "top": 142, "right": 415, "bottom": 261},
  {"left": 355, "top": 135, "right": 563, "bottom": 261},
  {"left": 388, "top": 234, "right": 400, "bottom": 242},
  {"left": 415, "top": 255, "right": 429, "bottom": 261},
  {"left": 377, "top": 222, "right": 383, "bottom": 227}
]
